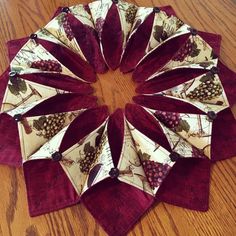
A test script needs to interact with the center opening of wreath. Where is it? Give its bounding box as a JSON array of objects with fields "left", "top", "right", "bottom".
[{"left": 92, "top": 69, "right": 137, "bottom": 112}]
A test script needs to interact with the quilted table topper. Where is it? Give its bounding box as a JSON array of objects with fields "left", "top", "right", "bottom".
[{"left": 0, "top": 0, "right": 235, "bottom": 235}]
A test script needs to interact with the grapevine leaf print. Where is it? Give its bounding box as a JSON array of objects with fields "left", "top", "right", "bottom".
[
  {"left": 33, "top": 116, "right": 47, "bottom": 131},
  {"left": 8, "top": 77, "right": 27, "bottom": 95},
  {"left": 84, "top": 142, "right": 95, "bottom": 153},
  {"left": 137, "top": 149, "right": 151, "bottom": 161},
  {"left": 87, "top": 163, "right": 103, "bottom": 188},
  {"left": 190, "top": 41, "right": 201, "bottom": 57},
  {"left": 153, "top": 25, "right": 167, "bottom": 42},
  {"left": 200, "top": 73, "right": 214, "bottom": 83},
  {"left": 175, "top": 119, "right": 190, "bottom": 133},
  {"left": 199, "top": 61, "right": 214, "bottom": 68}
]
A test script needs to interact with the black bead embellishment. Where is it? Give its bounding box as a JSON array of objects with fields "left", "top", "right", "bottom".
[
  {"left": 189, "top": 28, "right": 198, "bottom": 36},
  {"left": 109, "top": 168, "right": 120, "bottom": 178},
  {"left": 52, "top": 151, "right": 63, "bottom": 162},
  {"left": 169, "top": 152, "right": 181, "bottom": 162},
  {"left": 30, "top": 33, "right": 37, "bottom": 40},
  {"left": 210, "top": 66, "right": 219, "bottom": 75},
  {"left": 62, "top": 7, "right": 70, "bottom": 13},
  {"left": 14, "top": 114, "right": 23, "bottom": 122},
  {"left": 207, "top": 111, "right": 217, "bottom": 121},
  {"left": 112, "top": 0, "right": 118, "bottom": 4},
  {"left": 153, "top": 7, "right": 161, "bottom": 13}
]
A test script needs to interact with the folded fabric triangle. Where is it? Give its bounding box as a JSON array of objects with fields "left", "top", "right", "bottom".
[
  {"left": 23, "top": 106, "right": 109, "bottom": 216},
  {"left": 8, "top": 36, "right": 97, "bottom": 83},
  {"left": 10, "top": 39, "right": 88, "bottom": 82},
  {"left": 132, "top": 29, "right": 221, "bottom": 82},
  {"left": 82, "top": 108, "right": 154, "bottom": 236},
  {"left": 120, "top": 5, "right": 184, "bottom": 72},
  {"left": 89, "top": 0, "right": 138, "bottom": 70},
  {"left": 133, "top": 95, "right": 236, "bottom": 161},
  {"left": 0, "top": 93, "right": 97, "bottom": 166}
]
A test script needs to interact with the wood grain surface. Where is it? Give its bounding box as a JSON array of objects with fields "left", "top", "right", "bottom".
[{"left": 0, "top": 0, "right": 236, "bottom": 235}]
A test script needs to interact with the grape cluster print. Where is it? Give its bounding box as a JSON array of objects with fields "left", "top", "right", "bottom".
[
  {"left": 61, "top": 14, "right": 75, "bottom": 41},
  {"left": 172, "top": 39, "right": 200, "bottom": 62},
  {"left": 125, "top": 5, "right": 137, "bottom": 24},
  {"left": 31, "top": 59, "right": 62, "bottom": 72},
  {"left": 155, "top": 111, "right": 181, "bottom": 129},
  {"left": 187, "top": 73, "right": 223, "bottom": 101},
  {"left": 33, "top": 113, "right": 66, "bottom": 139},
  {"left": 79, "top": 144, "right": 97, "bottom": 173},
  {"left": 79, "top": 129, "right": 107, "bottom": 174},
  {"left": 142, "top": 160, "right": 171, "bottom": 189},
  {"left": 95, "top": 17, "right": 105, "bottom": 39}
]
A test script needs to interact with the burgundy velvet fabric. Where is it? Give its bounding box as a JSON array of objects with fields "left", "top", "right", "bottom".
[
  {"left": 0, "top": 68, "right": 10, "bottom": 105},
  {"left": 38, "top": 38, "right": 97, "bottom": 82},
  {"left": 136, "top": 67, "right": 207, "bottom": 94},
  {"left": 23, "top": 159, "right": 79, "bottom": 216},
  {"left": 0, "top": 113, "right": 22, "bottom": 167},
  {"left": 20, "top": 73, "right": 94, "bottom": 95},
  {"left": 120, "top": 12, "right": 155, "bottom": 73},
  {"left": 68, "top": 13, "right": 108, "bottom": 74},
  {"left": 156, "top": 158, "right": 211, "bottom": 211},
  {"left": 218, "top": 61, "right": 236, "bottom": 108},
  {"left": 7, "top": 38, "right": 28, "bottom": 62},
  {"left": 199, "top": 32, "right": 221, "bottom": 56},
  {"left": 211, "top": 108, "right": 236, "bottom": 161},
  {"left": 133, "top": 95, "right": 204, "bottom": 114},
  {"left": 7, "top": 37, "right": 97, "bottom": 83},
  {"left": 120, "top": 6, "right": 177, "bottom": 73},
  {"left": 107, "top": 108, "right": 124, "bottom": 167},
  {"left": 101, "top": 3, "right": 123, "bottom": 70},
  {"left": 24, "top": 94, "right": 97, "bottom": 117},
  {"left": 59, "top": 106, "right": 109, "bottom": 152},
  {"left": 132, "top": 33, "right": 190, "bottom": 82},
  {"left": 0, "top": 69, "right": 21, "bottom": 166},
  {"left": 82, "top": 178, "right": 154, "bottom": 236},
  {"left": 125, "top": 103, "right": 171, "bottom": 151}
]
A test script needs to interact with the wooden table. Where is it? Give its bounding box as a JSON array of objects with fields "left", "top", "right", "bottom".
[{"left": 0, "top": 0, "right": 235, "bottom": 235}]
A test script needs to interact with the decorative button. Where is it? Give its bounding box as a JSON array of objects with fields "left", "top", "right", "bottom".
[
  {"left": 51, "top": 151, "right": 63, "bottom": 161},
  {"left": 153, "top": 7, "right": 161, "bottom": 13},
  {"left": 109, "top": 168, "right": 120, "bottom": 178},
  {"left": 210, "top": 66, "right": 219, "bottom": 75},
  {"left": 189, "top": 28, "right": 198, "bottom": 36},
  {"left": 9, "top": 71, "right": 17, "bottom": 78},
  {"left": 30, "top": 33, "right": 37, "bottom": 40},
  {"left": 14, "top": 114, "right": 23, "bottom": 122},
  {"left": 62, "top": 7, "right": 70, "bottom": 13},
  {"left": 207, "top": 111, "right": 217, "bottom": 121},
  {"left": 112, "top": 0, "right": 118, "bottom": 4},
  {"left": 169, "top": 152, "right": 181, "bottom": 162}
]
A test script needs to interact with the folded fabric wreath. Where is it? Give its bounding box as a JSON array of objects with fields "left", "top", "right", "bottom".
[{"left": 0, "top": 1, "right": 235, "bottom": 235}]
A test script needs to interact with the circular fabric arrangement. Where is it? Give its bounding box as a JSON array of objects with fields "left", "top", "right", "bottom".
[{"left": 0, "top": 1, "right": 236, "bottom": 235}]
